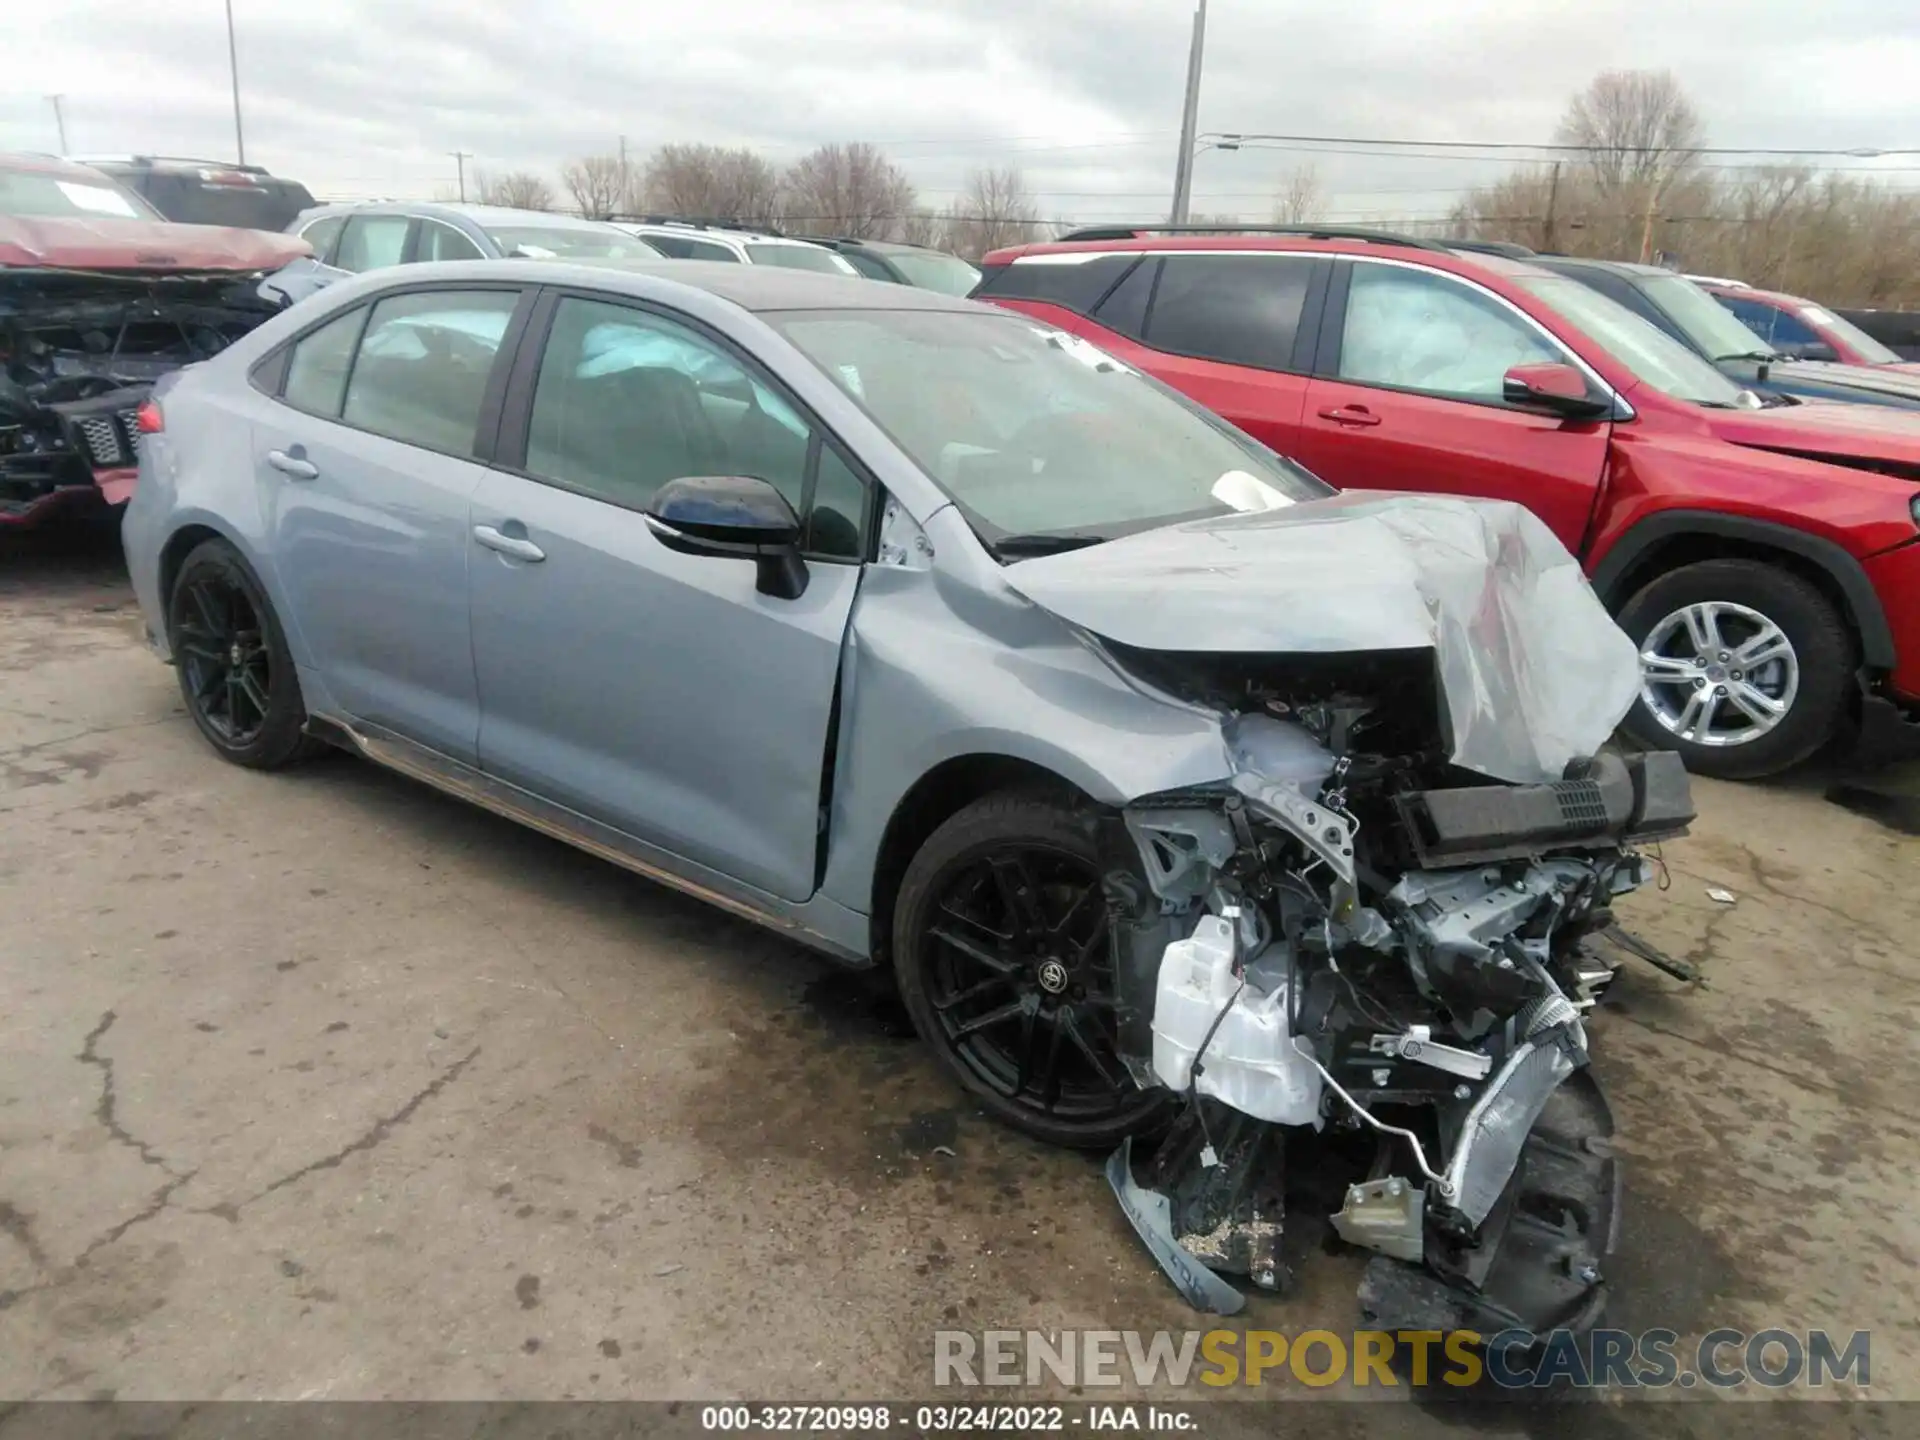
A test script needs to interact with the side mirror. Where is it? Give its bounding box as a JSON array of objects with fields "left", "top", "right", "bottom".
[
  {"left": 1502, "top": 362, "right": 1611, "bottom": 419},
  {"left": 644, "top": 475, "right": 808, "bottom": 600}
]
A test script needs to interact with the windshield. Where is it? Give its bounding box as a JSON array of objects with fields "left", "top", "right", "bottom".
[
  {"left": 1522, "top": 276, "right": 1748, "bottom": 407},
  {"left": 1641, "top": 273, "right": 1773, "bottom": 360},
  {"left": 482, "top": 223, "right": 660, "bottom": 260},
  {"left": 745, "top": 243, "right": 853, "bottom": 274},
  {"left": 0, "top": 169, "right": 162, "bottom": 221},
  {"left": 888, "top": 250, "right": 982, "bottom": 296},
  {"left": 1803, "top": 305, "right": 1903, "bottom": 365},
  {"left": 770, "top": 308, "right": 1330, "bottom": 549}
]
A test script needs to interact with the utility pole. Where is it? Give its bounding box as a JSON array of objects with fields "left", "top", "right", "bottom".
[
  {"left": 1168, "top": 0, "right": 1208, "bottom": 224},
  {"left": 45, "top": 95, "right": 68, "bottom": 155},
  {"left": 1541, "top": 161, "right": 1561, "bottom": 252},
  {"left": 1638, "top": 183, "right": 1659, "bottom": 264},
  {"left": 224, "top": 0, "right": 246, "bottom": 164},
  {"left": 450, "top": 151, "right": 472, "bottom": 202},
  {"left": 619, "top": 134, "right": 630, "bottom": 211}
]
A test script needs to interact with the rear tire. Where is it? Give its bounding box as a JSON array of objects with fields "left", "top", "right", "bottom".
[
  {"left": 167, "top": 538, "right": 323, "bottom": 770},
  {"left": 892, "top": 791, "right": 1170, "bottom": 1149},
  {"left": 1616, "top": 559, "right": 1852, "bottom": 780}
]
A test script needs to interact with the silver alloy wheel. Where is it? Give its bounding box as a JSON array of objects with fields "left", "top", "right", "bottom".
[{"left": 1638, "top": 600, "right": 1799, "bottom": 747}]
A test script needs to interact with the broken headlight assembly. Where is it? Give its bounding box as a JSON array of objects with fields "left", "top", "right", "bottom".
[{"left": 1099, "top": 683, "right": 1692, "bottom": 1343}]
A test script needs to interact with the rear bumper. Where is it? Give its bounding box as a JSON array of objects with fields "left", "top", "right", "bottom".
[{"left": 0, "top": 479, "right": 123, "bottom": 530}]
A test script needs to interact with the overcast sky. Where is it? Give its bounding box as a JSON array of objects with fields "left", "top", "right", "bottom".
[{"left": 3, "top": 0, "right": 1917, "bottom": 223}]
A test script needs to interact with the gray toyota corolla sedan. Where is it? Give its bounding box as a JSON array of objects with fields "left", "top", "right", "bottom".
[{"left": 124, "top": 259, "right": 1690, "bottom": 1329}]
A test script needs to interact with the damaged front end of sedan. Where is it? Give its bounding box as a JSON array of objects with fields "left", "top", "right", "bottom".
[
  {"left": 1002, "top": 495, "right": 1694, "bottom": 1342},
  {"left": 2, "top": 267, "right": 290, "bottom": 529}
]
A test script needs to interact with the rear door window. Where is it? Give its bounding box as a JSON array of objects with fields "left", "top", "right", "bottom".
[
  {"left": 338, "top": 290, "right": 520, "bottom": 455},
  {"left": 336, "top": 214, "right": 413, "bottom": 273},
  {"left": 1142, "top": 255, "right": 1316, "bottom": 371}
]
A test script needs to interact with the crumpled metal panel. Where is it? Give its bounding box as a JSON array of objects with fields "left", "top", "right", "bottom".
[
  {"left": 1444, "top": 1032, "right": 1578, "bottom": 1227},
  {"left": 1000, "top": 491, "right": 1641, "bottom": 785}
]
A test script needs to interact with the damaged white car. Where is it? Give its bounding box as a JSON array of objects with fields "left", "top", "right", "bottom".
[{"left": 120, "top": 263, "right": 1690, "bottom": 1342}]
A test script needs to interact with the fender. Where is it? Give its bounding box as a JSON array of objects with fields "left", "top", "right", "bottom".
[{"left": 1587, "top": 508, "right": 1896, "bottom": 670}]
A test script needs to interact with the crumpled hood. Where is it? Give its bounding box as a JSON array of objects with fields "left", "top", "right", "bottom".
[
  {"left": 0, "top": 216, "right": 309, "bottom": 274},
  {"left": 1001, "top": 492, "right": 1642, "bottom": 785},
  {"left": 1704, "top": 396, "right": 1920, "bottom": 467}
]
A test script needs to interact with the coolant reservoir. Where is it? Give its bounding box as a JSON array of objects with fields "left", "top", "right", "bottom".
[{"left": 1151, "top": 915, "right": 1324, "bottom": 1126}]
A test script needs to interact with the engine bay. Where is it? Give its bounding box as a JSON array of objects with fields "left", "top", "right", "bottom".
[
  {"left": 1, "top": 271, "right": 282, "bottom": 522},
  {"left": 1099, "top": 649, "right": 1693, "bottom": 1340}
]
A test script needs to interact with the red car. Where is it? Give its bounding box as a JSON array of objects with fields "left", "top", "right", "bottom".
[
  {"left": 0, "top": 152, "right": 308, "bottom": 529},
  {"left": 1703, "top": 282, "right": 1920, "bottom": 372},
  {"left": 976, "top": 228, "right": 1920, "bottom": 778}
]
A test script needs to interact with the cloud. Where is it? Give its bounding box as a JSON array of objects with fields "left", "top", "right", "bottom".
[{"left": 2, "top": 0, "right": 1916, "bottom": 223}]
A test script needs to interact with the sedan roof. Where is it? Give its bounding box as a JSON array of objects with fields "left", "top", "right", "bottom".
[{"left": 557, "top": 258, "right": 983, "bottom": 312}]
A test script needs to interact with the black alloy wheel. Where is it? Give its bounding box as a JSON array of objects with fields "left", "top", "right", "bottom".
[
  {"left": 173, "top": 572, "right": 273, "bottom": 746},
  {"left": 167, "top": 538, "right": 321, "bottom": 769},
  {"left": 894, "top": 794, "right": 1169, "bottom": 1148}
]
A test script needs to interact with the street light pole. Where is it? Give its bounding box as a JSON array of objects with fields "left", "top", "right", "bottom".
[
  {"left": 1168, "top": 0, "right": 1209, "bottom": 224},
  {"left": 224, "top": 0, "right": 247, "bottom": 165},
  {"left": 45, "top": 95, "right": 68, "bottom": 155}
]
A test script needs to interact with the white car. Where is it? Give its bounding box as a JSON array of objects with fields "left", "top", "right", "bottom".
[{"left": 616, "top": 220, "right": 860, "bottom": 275}]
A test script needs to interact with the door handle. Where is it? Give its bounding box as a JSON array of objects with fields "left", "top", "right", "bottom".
[
  {"left": 1316, "top": 405, "right": 1382, "bottom": 428},
  {"left": 266, "top": 448, "right": 319, "bottom": 480},
  {"left": 473, "top": 524, "right": 546, "bottom": 563}
]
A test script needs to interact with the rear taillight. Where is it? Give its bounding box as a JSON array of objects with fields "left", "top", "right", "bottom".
[{"left": 135, "top": 400, "right": 164, "bottom": 434}]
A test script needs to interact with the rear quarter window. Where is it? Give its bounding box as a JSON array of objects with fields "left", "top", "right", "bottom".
[{"left": 970, "top": 254, "right": 1141, "bottom": 314}]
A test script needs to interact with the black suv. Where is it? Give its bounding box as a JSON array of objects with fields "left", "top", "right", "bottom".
[
  {"left": 81, "top": 156, "right": 316, "bottom": 232},
  {"left": 802, "top": 237, "right": 980, "bottom": 295},
  {"left": 1520, "top": 253, "right": 1920, "bottom": 411}
]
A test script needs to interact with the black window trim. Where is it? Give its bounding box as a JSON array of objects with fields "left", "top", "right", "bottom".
[
  {"left": 1316, "top": 254, "right": 1623, "bottom": 416},
  {"left": 1130, "top": 251, "right": 1331, "bottom": 377},
  {"left": 490, "top": 284, "right": 881, "bottom": 564},
  {"left": 263, "top": 280, "right": 534, "bottom": 460}
]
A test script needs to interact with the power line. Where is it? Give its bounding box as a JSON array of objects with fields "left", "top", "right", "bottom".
[{"left": 1204, "top": 130, "right": 1920, "bottom": 158}]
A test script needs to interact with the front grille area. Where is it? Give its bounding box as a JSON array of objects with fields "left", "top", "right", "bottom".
[{"left": 53, "top": 396, "right": 146, "bottom": 471}]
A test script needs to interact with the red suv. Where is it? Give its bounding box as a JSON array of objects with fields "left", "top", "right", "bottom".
[
  {"left": 1702, "top": 282, "right": 1920, "bottom": 372},
  {"left": 975, "top": 227, "right": 1920, "bottom": 779}
]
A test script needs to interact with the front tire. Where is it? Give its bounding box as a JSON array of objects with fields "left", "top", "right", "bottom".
[
  {"left": 167, "top": 538, "right": 321, "bottom": 770},
  {"left": 892, "top": 792, "right": 1169, "bottom": 1149},
  {"left": 1616, "top": 559, "right": 1853, "bottom": 780}
]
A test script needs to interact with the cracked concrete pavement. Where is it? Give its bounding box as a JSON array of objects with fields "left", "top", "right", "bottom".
[{"left": 1, "top": 528, "right": 1917, "bottom": 1411}]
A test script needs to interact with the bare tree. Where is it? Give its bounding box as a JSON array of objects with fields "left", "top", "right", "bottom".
[
  {"left": 560, "top": 154, "right": 627, "bottom": 219},
  {"left": 1556, "top": 69, "right": 1704, "bottom": 259},
  {"left": 897, "top": 208, "right": 946, "bottom": 249},
  {"left": 475, "top": 170, "right": 556, "bottom": 211},
  {"left": 1271, "top": 165, "right": 1322, "bottom": 225},
  {"left": 943, "top": 166, "right": 1042, "bottom": 261},
  {"left": 640, "top": 144, "right": 781, "bottom": 226},
  {"left": 780, "top": 143, "right": 915, "bottom": 238}
]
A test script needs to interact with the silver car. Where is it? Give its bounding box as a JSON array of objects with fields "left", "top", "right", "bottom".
[
  {"left": 264, "top": 202, "right": 663, "bottom": 305},
  {"left": 123, "top": 259, "right": 1688, "bottom": 1328}
]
